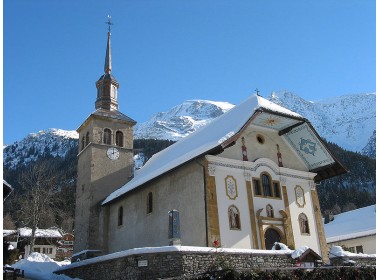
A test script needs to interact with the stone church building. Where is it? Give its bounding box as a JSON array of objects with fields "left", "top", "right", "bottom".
[{"left": 74, "top": 27, "right": 346, "bottom": 262}]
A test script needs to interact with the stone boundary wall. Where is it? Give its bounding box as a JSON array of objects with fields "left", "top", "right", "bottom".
[
  {"left": 55, "top": 247, "right": 295, "bottom": 280},
  {"left": 330, "top": 256, "right": 376, "bottom": 267}
]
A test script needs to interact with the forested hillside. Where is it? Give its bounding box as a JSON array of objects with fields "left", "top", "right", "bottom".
[{"left": 317, "top": 141, "right": 376, "bottom": 215}]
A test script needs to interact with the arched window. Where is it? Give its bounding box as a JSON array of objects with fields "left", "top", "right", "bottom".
[
  {"left": 147, "top": 192, "right": 153, "bottom": 214},
  {"left": 116, "top": 131, "right": 123, "bottom": 147},
  {"left": 266, "top": 204, "right": 274, "bottom": 218},
  {"left": 118, "top": 206, "right": 123, "bottom": 226},
  {"left": 228, "top": 205, "right": 241, "bottom": 230},
  {"left": 299, "top": 213, "right": 310, "bottom": 234},
  {"left": 81, "top": 136, "right": 85, "bottom": 151},
  {"left": 103, "top": 128, "right": 111, "bottom": 145},
  {"left": 86, "top": 132, "right": 90, "bottom": 146},
  {"left": 262, "top": 174, "right": 272, "bottom": 197}
]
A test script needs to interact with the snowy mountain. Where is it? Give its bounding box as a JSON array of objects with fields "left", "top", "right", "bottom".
[
  {"left": 134, "top": 100, "right": 234, "bottom": 141},
  {"left": 3, "top": 129, "right": 78, "bottom": 169},
  {"left": 3, "top": 92, "right": 375, "bottom": 170},
  {"left": 134, "top": 92, "right": 375, "bottom": 156},
  {"left": 361, "top": 130, "right": 376, "bottom": 159},
  {"left": 268, "top": 91, "right": 376, "bottom": 154}
]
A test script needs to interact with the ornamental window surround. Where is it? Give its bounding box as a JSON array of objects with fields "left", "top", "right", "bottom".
[
  {"left": 253, "top": 172, "right": 282, "bottom": 199},
  {"left": 228, "top": 205, "right": 241, "bottom": 230},
  {"left": 266, "top": 204, "right": 274, "bottom": 218}
]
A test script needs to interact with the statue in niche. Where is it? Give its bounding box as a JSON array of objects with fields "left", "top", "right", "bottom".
[{"left": 228, "top": 205, "right": 241, "bottom": 230}]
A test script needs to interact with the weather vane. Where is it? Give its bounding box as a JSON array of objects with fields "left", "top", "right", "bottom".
[{"left": 106, "top": 15, "right": 113, "bottom": 32}]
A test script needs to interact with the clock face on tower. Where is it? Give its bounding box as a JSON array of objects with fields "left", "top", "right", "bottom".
[{"left": 107, "top": 147, "right": 120, "bottom": 160}]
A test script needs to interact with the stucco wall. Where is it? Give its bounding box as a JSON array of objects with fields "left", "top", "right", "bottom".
[
  {"left": 75, "top": 115, "right": 135, "bottom": 253},
  {"left": 284, "top": 175, "right": 321, "bottom": 254},
  {"left": 207, "top": 154, "right": 322, "bottom": 256},
  {"left": 219, "top": 128, "right": 308, "bottom": 172},
  {"left": 106, "top": 160, "right": 207, "bottom": 252}
]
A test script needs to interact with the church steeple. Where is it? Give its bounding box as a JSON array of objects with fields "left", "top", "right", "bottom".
[
  {"left": 95, "top": 15, "right": 119, "bottom": 111},
  {"left": 104, "top": 16, "right": 112, "bottom": 75}
]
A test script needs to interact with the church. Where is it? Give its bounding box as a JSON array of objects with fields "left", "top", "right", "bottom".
[{"left": 73, "top": 25, "right": 347, "bottom": 262}]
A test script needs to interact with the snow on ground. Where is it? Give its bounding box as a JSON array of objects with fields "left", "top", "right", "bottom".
[{"left": 10, "top": 252, "right": 81, "bottom": 280}]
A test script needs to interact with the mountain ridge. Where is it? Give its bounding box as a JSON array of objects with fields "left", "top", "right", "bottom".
[
  {"left": 268, "top": 91, "right": 375, "bottom": 154},
  {"left": 3, "top": 91, "right": 375, "bottom": 170}
]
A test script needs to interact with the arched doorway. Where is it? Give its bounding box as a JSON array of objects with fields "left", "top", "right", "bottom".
[{"left": 264, "top": 228, "right": 282, "bottom": 250}]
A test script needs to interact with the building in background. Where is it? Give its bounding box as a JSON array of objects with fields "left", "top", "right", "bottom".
[
  {"left": 56, "top": 233, "right": 75, "bottom": 261},
  {"left": 324, "top": 204, "right": 376, "bottom": 255},
  {"left": 4, "top": 227, "right": 64, "bottom": 259}
]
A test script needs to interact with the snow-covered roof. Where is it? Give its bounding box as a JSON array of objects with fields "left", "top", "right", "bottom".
[
  {"left": 3, "top": 229, "right": 17, "bottom": 237},
  {"left": 103, "top": 94, "right": 346, "bottom": 205},
  {"left": 18, "top": 227, "right": 63, "bottom": 239},
  {"left": 329, "top": 245, "right": 375, "bottom": 258},
  {"left": 324, "top": 205, "right": 376, "bottom": 243}
]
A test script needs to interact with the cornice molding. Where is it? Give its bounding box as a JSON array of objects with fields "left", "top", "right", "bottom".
[{"left": 205, "top": 155, "right": 316, "bottom": 181}]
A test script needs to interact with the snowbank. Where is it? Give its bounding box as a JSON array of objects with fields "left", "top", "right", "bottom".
[
  {"left": 271, "top": 242, "right": 292, "bottom": 252},
  {"left": 11, "top": 252, "right": 80, "bottom": 280}
]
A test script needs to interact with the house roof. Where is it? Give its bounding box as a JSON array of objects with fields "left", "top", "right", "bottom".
[
  {"left": 3, "top": 229, "right": 17, "bottom": 237},
  {"left": 18, "top": 227, "right": 63, "bottom": 239},
  {"left": 324, "top": 205, "right": 376, "bottom": 243},
  {"left": 103, "top": 94, "right": 347, "bottom": 205},
  {"left": 3, "top": 180, "right": 13, "bottom": 200}
]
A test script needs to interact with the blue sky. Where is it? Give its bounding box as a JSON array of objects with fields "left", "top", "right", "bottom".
[{"left": 3, "top": 0, "right": 375, "bottom": 144}]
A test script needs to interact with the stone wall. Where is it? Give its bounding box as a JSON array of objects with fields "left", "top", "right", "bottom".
[
  {"left": 55, "top": 247, "right": 295, "bottom": 280},
  {"left": 330, "top": 256, "right": 376, "bottom": 267}
]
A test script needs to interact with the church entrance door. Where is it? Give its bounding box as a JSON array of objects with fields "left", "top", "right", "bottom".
[{"left": 264, "top": 228, "right": 281, "bottom": 250}]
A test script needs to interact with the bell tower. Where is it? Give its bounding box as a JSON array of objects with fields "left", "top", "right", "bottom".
[{"left": 74, "top": 16, "right": 136, "bottom": 253}]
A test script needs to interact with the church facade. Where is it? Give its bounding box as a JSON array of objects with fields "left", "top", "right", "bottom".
[{"left": 74, "top": 27, "right": 346, "bottom": 263}]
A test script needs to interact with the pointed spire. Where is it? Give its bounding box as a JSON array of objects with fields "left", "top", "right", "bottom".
[
  {"left": 104, "top": 15, "right": 113, "bottom": 74},
  {"left": 95, "top": 15, "right": 119, "bottom": 111}
]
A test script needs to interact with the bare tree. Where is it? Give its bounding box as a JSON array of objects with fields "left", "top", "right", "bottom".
[
  {"left": 18, "top": 161, "right": 58, "bottom": 255},
  {"left": 3, "top": 213, "right": 16, "bottom": 229}
]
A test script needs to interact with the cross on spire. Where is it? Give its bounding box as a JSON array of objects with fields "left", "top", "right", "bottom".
[
  {"left": 106, "top": 15, "right": 113, "bottom": 33},
  {"left": 255, "top": 88, "right": 261, "bottom": 96},
  {"left": 104, "top": 15, "right": 113, "bottom": 74}
]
